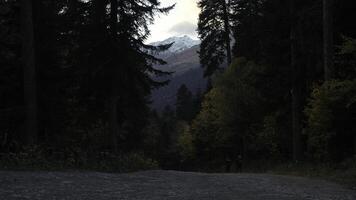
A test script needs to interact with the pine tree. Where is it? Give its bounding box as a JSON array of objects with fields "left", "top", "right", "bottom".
[
  {"left": 176, "top": 84, "right": 194, "bottom": 122},
  {"left": 106, "top": 0, "right": 174, "bottom": 151},
  {"left": 198, "top": 0, "right": 232, "bottom": 77},
  {"left": 108, "top": 0, "right": 120, "bottom": 152},
  {"left": 323, "top": 0, "right": 334, "bottom": 80},
  {"left": 290, "top": 0, "right": 302, "bottom": 162},
  {"left": 230, "top": 0, "right": 264, "bottom": 60},
  {"left": 21, "top": 0, "right": 38, "bottom": 145}
]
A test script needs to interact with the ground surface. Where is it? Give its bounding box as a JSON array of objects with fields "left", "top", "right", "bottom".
[{"left": 0, "top": 170, "right": 355, "bottom": 200}]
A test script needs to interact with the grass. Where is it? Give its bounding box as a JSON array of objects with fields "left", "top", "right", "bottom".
[
  {"left": 267, "top": 160, "right": 356, "bottom": 189},
  {"left": 0, "top": 146, "right": 159, "bottom": 173},
  {"left": 232, "top": 157, "right": 356, "bottom": 189}
]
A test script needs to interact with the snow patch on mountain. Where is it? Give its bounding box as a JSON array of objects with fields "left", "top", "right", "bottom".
[{"left": 150, "top": 35, "right": 200, "bottom": 54}]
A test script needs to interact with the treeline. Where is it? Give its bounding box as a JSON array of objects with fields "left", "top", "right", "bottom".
[
  {"left": 1, "top": 0, "right": 356, "bottom": 172},
  {"left": 0, "top": 0, "right": 175, "bottom": 170},
  {"left": 143, "top": 84, "right": 202, "bottom": 169},
  {"left": 161, "top": 0, "right": 356, "bottom": 171}
]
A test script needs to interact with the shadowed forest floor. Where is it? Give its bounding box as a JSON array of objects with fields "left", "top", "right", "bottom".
[{"left": 0, "top": 170, "right": 355, "bottom": 200}]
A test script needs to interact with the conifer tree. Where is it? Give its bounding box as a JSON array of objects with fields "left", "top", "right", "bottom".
[
  {"left": 106, "top": 0, "right": 174, "bottom": 151},
  {"left": 290, "top": 0, "right": 302, "bottom": 162},
  {"left": 21, "top": 0, "right": 38, "bottom": 145},
  {"left": 323, "top": 0, "right": 334, "bottom": 80},
  {"left": 176, "top": 84, "right": 194, "bottom": 122},
  {"left": 198, "top": 0, "right": 232, "bottom": 77}
]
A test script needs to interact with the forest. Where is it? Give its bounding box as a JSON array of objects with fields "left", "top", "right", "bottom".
[{"left": 0, "top": 0, "right": 356, "bottom": 179}]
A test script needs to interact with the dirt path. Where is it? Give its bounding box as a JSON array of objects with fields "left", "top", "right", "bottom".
[{"left": 0, "top": 170, "right": 355, "bottom": 199}]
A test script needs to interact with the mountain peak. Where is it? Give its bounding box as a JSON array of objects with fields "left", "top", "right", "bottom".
[{"left": 150, "top": 35, "right": 200, "bottom": 54}]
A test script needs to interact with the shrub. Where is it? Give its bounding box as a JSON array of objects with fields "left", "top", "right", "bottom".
[
  {"left": 305, "top": 79, "right": 356, "bottom": 162},
  {"left": 177, "top": 124, "right": 195, "bottom": 162},
  {"left": 0, "top": 145, "right": 158, "bottom": 172},
  {"left": 255, "top": 113, "right": 283, "bottom": 159},
  {"left": 95, "top": 152, "right": 159, "bottom": 172}
]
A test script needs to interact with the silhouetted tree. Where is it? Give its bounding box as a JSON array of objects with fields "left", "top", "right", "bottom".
[
  {"left": 176, "top": 84, "right": 194, "bottom": 122},
  {"left": 198, "top": 0, "right": 232, "bottom": 77},
  {"left": 21, "top": 0, "right": 38, "bottom": 145},
  {"left": 290, "top": 0, "right": 302, "bottom": 162},
  {"left": 323, "top": 0, "right": 334, "bottom": 80}
]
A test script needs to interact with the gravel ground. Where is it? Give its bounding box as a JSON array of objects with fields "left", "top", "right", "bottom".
[{"left": 0, "top": 170, "right": 355, "bottom": 200}]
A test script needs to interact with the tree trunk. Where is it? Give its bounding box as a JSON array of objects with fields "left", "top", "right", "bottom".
[
  {"left": 109, "top": 0, "right": 119, "bottom": 152},
  {"left": 290, "top": 0, "right": 302, "bottom": 162},
  {"left": 354, "top": 135, "right": 356, "bottom": 156},
  {"left": 109, "top": 96, "right": 119, "bottom": 153},
  {"left": 93, "top": 0, "right": 106, "bottom": 29},
  {"left": 91, "top": 0, "right": 108, "bottom": 38},
  {"left": 110, "top": 0, "right": 118, "bottom": 39},
  {"left": 21, "top": 0, "right": 38, "bottom": 145},
  {"left": 89, "top": 0, "right": 107, "bottom": 84},
  {"left": 323, "top": 0, "right": 334, "bottom": 81},
  {"left": 222, "top": 0, "right": 232, "bottom": 66}
]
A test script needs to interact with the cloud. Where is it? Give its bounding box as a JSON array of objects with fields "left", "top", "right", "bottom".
[
  {"left": 147, "top": 0, "right": 200, "bottom": 42},
  {"left": 169, "top": 21, "right": 197, "bottom": 36}
]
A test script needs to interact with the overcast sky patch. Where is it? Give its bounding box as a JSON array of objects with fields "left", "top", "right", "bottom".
[
  {"left": 169, "top": 21, "right": 197, "bottom": 37},
  {"left": 147, "top": 0, "right": 200, "bottom": 43}
]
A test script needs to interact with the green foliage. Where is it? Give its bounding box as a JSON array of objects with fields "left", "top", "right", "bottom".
[
  {"left": 253, "top": 113, "right": 283, "bottom": 159},
  {"left": 338, "top": 36, "right": 356, "bottom": 55},
  {"left": 305, "top": 79, "right": 356, "bottom": 162},
  {"left": 270, "top": 159, "right": 356, "bottom": 188},
  {"left": 7, "top": 1, "right": 170, "bottom": 135},
  {"left": 1, "top": 0, "right": 356, "bottom": 173},
  {"left": 183, "top": 1, "right": 356, "bottom": 170},
  {"left": 0, "top": 0, "right": 174, "bottom": 170},
  {"left": 145, "top": 86, "right": 203, "bottom": 169},
  {"left": 0, "top": 145, "right": 158, "bottom": 172},
  {"left": 190, "top": 89, "right": 222, "bottom": 165},
  {"left": 177, "top": 57, "right": 295, "bottom": 170},
  {"left": 304, "top": 37, "right": 356, "bottom": 163},
  {"left": 186, "top": 58, "right": 265, "bottom": 169},
  {"left": 143, "top": 113, "right": 161, "bottom": 158},
  {"left": 177, "top": 123, "right": 195, "bottom": 162},
  {"left": 94, "top": 152, "right": 159, "bottom": 173},
  {"left": 336, "top": 36, "right": 356, "bottom": 79}
]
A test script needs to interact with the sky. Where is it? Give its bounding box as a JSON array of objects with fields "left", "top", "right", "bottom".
[{"left": 147, "top": 0, "right": 200, "bottom": 43}]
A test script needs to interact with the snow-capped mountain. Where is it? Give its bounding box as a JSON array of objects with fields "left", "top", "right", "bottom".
[
  {"left": 150, "top": 36, "right": 207, "bottom": 111},
  {"left": 150, "top": 35, "right": 200, "bottom": 55}
]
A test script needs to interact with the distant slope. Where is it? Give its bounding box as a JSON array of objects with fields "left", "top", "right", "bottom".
[
  {"left": 154, "top": 45, "right": 200, "bottom": 75},
  {"left": 150, "top": 37, "right": 207, "bottom": 111}
]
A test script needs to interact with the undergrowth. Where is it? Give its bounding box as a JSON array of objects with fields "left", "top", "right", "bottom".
[{"left": 0, "top": 145, "right": 158, "bottom": 173}]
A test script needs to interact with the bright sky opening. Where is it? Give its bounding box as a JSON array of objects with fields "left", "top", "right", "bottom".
[{"left": 147, "top": 0, "right": 200, "bottom": 43}]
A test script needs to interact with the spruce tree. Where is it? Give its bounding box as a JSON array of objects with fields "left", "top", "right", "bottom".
[
  {"left": 106, "top": 0, "right": 174, "bottom": 151},
  {"left": 323, "top": 0, "right": 334, "bottom": 80},
  {"left": 198, "top": 0, "right": 232, "bottom": 77},
  {"left": 290, "top": 0, "right": 302, "bottom": 162},
  {"left": 21, "top": 0, "right": 38, "bottom": 145},
  {"left": 176, "top": 84, "right": 194, "bottom": 122}
]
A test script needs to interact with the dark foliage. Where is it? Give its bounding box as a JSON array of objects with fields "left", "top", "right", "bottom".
[
  {"left": 0, "top": 0, "right": 174, "bottom": 169},
  {"left": 0, "top": 0, "right": 355, "bottom": 173}
]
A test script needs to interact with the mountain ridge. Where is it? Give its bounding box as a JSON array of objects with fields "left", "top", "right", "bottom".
[
  {"left": 150, "top": 35, "right": 200, "bottom": 55},
  {"left": 150, "top": 36, "right": 206, "bottom": 111}
]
